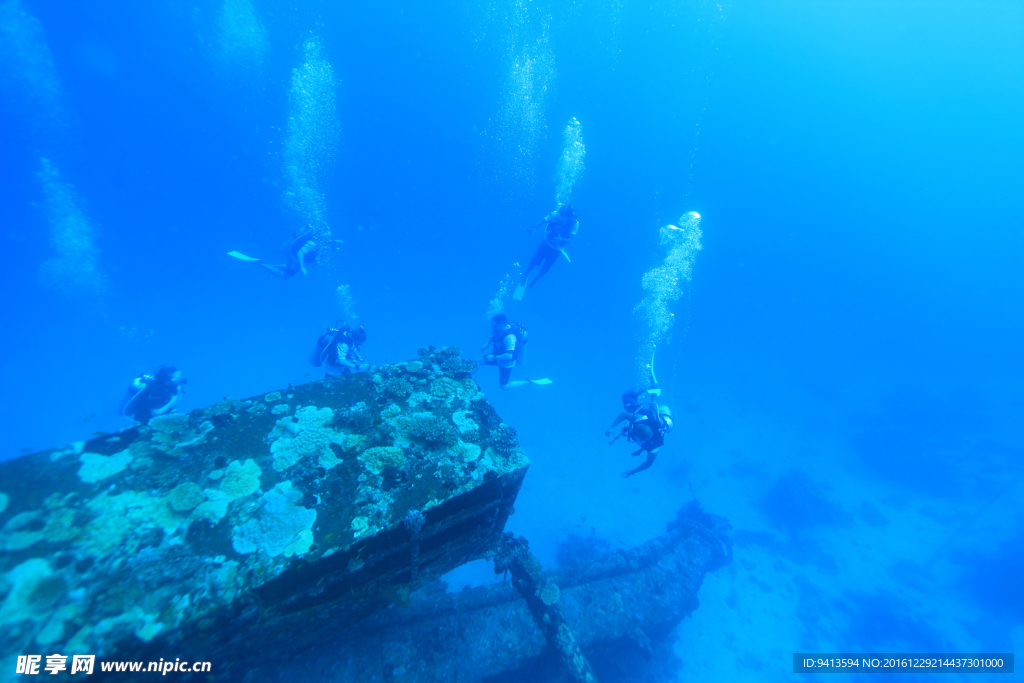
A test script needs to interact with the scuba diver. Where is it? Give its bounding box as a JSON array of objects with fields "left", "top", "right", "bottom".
[
  {"left": 609, "top": 401, "right": 673, "bottom": 479},
  {"left": 310, "top": 322, "right": 369, "bottom": 377},
  {"left": 228, "top": 226, "right": 342, "bottom": 280},
  {"left": 481, "top": 314, "right": 552, "bottom": 390},
  {"left": 120, "top": 367, "right": 186, "bottom": 424},
  {"left": 513, "top": 204, "right": 579, "bottom": 300},
  {"left": 606, "top": 348, "right": 671, "bottom": 477},
  {"left": 605, "top": 348, "right": 663, "bottom": 436}
]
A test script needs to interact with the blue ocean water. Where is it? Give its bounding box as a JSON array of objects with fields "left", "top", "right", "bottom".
[{"left": 1, "top": 0, "right": 1022, "bottom": 680}]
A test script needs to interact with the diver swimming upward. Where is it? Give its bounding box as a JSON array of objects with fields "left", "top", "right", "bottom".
[{"left": 513, "top": 204, "right": 579, "bottom": 300}]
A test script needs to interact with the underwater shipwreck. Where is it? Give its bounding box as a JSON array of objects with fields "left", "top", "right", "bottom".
[{"left": 0, "top": 347, "right": 731, "bottom": 683}]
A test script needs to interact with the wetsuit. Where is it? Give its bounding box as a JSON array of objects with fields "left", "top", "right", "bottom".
[
  {"left": 262, "top": 231, "right": 318, "bottom": 279},
  {"left": 483, "top": 324, "right": 526, "bottom": 387},
  {"left": 121, "top": 371, "right": 184, "bottom": 424},
  {"left": 521, "top": 209, "right": 578, "bottom": 288},
  {"left": 311, "top": 329, "right": 365, "bottom": 377}
]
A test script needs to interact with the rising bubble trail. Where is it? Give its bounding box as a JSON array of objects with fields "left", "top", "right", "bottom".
[{"left": 634, "top": 212, "right": 703, "bottom": 386}]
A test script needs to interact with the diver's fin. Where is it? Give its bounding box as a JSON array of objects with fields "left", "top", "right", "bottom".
[
  {"left": 559, "top": 248, "right": 571, "bottom": 263},
  {"left": 512, "top": 284, "right": 527, "bottom": 301},
  {"left": 228, "top": 251, "right": 261, "bottom": 262},
  {"left": 529, "top": 378, "right": 553, "bottom": 386}
]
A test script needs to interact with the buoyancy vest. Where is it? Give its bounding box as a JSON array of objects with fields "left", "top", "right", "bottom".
[{"left": 492, "top": 323, "right": 528, "bottom": 360}]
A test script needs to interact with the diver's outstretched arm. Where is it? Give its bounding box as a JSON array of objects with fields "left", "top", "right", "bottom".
[
  {"left": 605, "top": 412, "right": 630, "bottom": 437},
  {"left": 621, "top": 450, "right": 658, "bottom": 478}
]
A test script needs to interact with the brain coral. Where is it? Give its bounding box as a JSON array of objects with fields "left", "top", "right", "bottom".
[
  {"left": 269, "top": 406, "right": 345, "bottom": 471},
  {"left": 231, "top": 483, "right": 316, "bottom": 558},
  {"left": 221, "top": 459, "right": 262, "bottom": 501}
]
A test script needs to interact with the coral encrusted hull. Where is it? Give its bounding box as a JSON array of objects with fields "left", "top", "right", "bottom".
[{"left": 0, "top": 347, "right": 526, "bottom": 677}]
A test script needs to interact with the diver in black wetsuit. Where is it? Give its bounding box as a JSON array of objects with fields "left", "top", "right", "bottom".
[
  {"left": 609, "top": 402, "right": 673, "bottom": 479},
  {"left": 607, "top": 349, "right": 671, "bottom": 477},
  {"left": 120, "top": 367, "right": 186, "bottom": 424},
  {"left": 520, "top": 205, "right": 579, "bottom": 289}
]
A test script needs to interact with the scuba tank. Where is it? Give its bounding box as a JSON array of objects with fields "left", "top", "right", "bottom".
[
  {"left": 120, "top": 375, "right": 151, "bottom": 418},
  {"left": 310, "top": 322, "right": 350, "bottom": 367},
  {"left": 657, "top": 405, "right": 673, "bottom": 432},
  {"left": 503, "top": 322, "right": 528, "bottom": 362}
]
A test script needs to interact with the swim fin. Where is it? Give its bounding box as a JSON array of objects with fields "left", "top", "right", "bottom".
[
  {"left": 529, "top": 378, "right": 553, "bottom": 386},
  {"left": 512, "top": 284, "right": 527, "bottom": 301},
  {"left": 228, "top": 251, "right": 261, "bottom": 262}
]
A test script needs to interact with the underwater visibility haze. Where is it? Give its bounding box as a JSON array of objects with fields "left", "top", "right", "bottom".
[{"left": 1, "top": 0, "right": 1022, "bottom": 680}]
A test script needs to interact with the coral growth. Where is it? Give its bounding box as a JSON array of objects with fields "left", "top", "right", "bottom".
[
  {"left": 448, "top": 441, "right": 482, "bottom": 463},
  {"left": 438, "top": 347, "right": 478, "bottom": 376},
  {"left": 383, "top": 375, "right": 413, "bottom": 399},
  {"left": 405, "top": 415, "right": 458, "bottom": 450},
  {"left": 430, "top": 377, "right": 461, "bottom": 402},
  {"left": 492, "top": 424, "right": 520, "bottom": 455},
  {"left": 231, "top": 482, "right": 316, "bottom": 558},
  {"left": 540, "top": 582, "right": 560, "bottom": 606},
  {"left": 403, "top": 509, "right": 426, "bottom": 537},
  {"left": 0, "top": 351, "right": 530, "bottom": 668},
  {"left": 359, "top": 446, "right": 406, "bottom": 476},
  {"left": 269, "top": 405, "right": 346, "bottom": 471},
  {"left": 221, "top": 459, "right": 262, "bottom": 501},
  {"left": 330, "top": 402, "right": 373, "bottom": 433},
  {"left": 0, "top": 511, "right": 44, "bottom": 551},
  {"left": 167, "top": 482, "right": 205, "bottom": 512},
  {"left": 0, "top": 559, "right": 61, "bottom": 627},
  {"left": 77, "top": 452, "right": 131, "bottom": 484}
]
